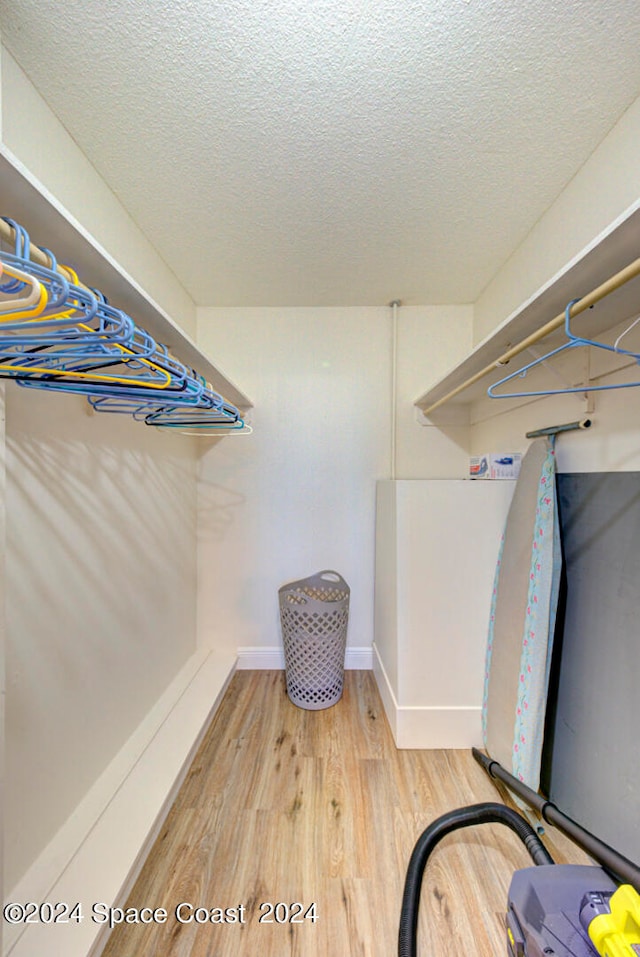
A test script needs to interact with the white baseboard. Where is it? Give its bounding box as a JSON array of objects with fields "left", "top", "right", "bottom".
[
  {"left": 394, "top": 706, "right": 483, "bottom": 749},
  {"left": 6, "top": 649, "right": 236, "bottom": 957},
  {"left": 372, "top": 641, "right": 398, "bottom": 741},
  {"left": 236, "top": 645, "right": 286, "bottom": 669},
  {"left": 236, "top": 645, "right": 373, "bottom": 670},
  {"left": 372, "top": 642, "right": 482, "bottom": 749},
  {"left": 344, "top": 646, "right": 373, "bottom": 670}
]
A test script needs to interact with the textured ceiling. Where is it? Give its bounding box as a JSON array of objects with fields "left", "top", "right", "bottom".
[{"left": 3, "top": 0, "right": 640, "bottom": 306}]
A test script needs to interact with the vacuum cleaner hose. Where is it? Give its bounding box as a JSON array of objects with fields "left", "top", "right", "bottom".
[{"left": 398, "top": 801, "right": 554, "bottom": 957}]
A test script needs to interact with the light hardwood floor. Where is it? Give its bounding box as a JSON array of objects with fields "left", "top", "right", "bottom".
[{"left": 101, "top": 670, "right": 587, "bottom": 957}]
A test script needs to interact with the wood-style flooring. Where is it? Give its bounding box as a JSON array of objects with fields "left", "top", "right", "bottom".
[{"left": 101, "top": 670, "right": 587, "bottom": 957}]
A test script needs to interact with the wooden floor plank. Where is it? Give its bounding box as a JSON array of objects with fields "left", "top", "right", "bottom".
[{"left": 101, "top": 670, "right": 588, "bottom": 957}]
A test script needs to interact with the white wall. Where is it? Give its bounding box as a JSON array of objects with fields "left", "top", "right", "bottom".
[
  {"left": 5, "top": 387, "right": 198, "bottom": 891},
  {"left": 474, "top": 93, "right": 640, "bottom": 346},
  {"left": 470, "top": 91, "right": 640, "bottom": 473},
  {"left": 198, "top": 306, "right": 472, "bottom": 661},
  {"left": 374, "top": 480, "right": 515, "bottom": 748},
  {"left": 196, "top": 305, "right": 475, "bottom": 662},
  {"left": 0, "top": 48, "right": 209, "bottom": 931},
  {"left": 471, "top": 385, "right": 640, "bottom": 474},
  {"left": 394, "top": 305, "right": 473, "bottom": 478},
  {"left": 0, "top": 40, "right": 3, "bottom": 136},
  {"left": 377, "top": 97, "right": 640, "bottom": 749},
  {"left": 373, "top": 481, "right": 398, "bottom": 695},
  {"left": 1, "top": 47, "right": 196, "bottom": 340},
  {"left": 196, "top": 306, "right": 392, "bottom": 660},
  {"left": 0, "top": 383, "right": 5, "bottom": 941}
]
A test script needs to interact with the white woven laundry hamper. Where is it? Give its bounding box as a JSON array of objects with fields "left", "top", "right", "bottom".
[{"left": 278, "top": 570, "right": 350, "bottom": 710}]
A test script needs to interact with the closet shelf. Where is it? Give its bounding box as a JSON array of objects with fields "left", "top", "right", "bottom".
[
  {"left": 0, "top": 146, "right": 252, "bottom": 412},
  {"left": 415, "top": 205, "right": 640, "bottom": 419}
]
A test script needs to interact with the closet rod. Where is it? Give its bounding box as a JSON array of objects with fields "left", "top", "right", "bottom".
[{"left": 422, "top": 255, "right": 640, "bottom": 415}]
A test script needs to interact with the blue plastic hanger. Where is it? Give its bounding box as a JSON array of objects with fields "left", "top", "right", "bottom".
[
  {"left": 0, "top": 221, "right": 143, "bottom": 355},
  {"left": 488, "top": 299, "right": 640, "bottom": 398},
  {"left": 144, "top": 399, "right": 241, "bottom": 427},
  {"left": 1, "top": 217, "right": 242, "bottom": 433},
  {"left": 86, "top": 380, "right": 233, "bottom": 423}
]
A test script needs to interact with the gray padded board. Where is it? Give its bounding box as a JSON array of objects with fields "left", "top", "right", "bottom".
[{"left": 545, "top": 472, "right": 640, "bottom": 864}]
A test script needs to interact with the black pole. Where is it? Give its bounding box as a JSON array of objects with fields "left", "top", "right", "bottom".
[{"left": 472, "top": 747, "right": 640, "bottom": 891}]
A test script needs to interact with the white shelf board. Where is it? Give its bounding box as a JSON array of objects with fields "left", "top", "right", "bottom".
[
  {"left": 415, "top": 203, "right": 640, "bottom": 416},
  {"left": 0, "top": 146, "right": 252, "bottom": 411}
]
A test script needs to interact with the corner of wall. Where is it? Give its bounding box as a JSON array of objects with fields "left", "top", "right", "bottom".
[
  {"left": 0, "top": 44, "right": 196, "bottom": 339},
  {"left": 395, "top": 304, "right": 474, "bottom": 479},
  {"left": 474, "top": 93, "right": 640, "bottom": 343}
]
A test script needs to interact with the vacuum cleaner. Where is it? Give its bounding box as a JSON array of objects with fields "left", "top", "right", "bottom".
[{"left": 398, "top": 748, "right": 640, "bottom": 957}]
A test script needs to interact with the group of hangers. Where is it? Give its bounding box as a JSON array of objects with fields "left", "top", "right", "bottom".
[
  {"left": 0, "top": 217, "right": 248, "bottom": 434},
  {"left": 488, "top": 298, "right": 640, "bottom": 399}
]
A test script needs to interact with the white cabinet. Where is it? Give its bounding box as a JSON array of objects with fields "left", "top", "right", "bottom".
[{"left": 374, "top": 479, "right": 515, "bottom": 748}]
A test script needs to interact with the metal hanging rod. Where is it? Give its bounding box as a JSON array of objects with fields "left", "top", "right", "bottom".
[
  {"left": 525, "top": 418, "right": 592, "bottom": 439},
  {"left": 422, "top": 256, "right": 640, "bottom": 416}
]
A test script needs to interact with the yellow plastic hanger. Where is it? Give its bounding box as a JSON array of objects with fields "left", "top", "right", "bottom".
[
  {"left": 0, "top": 262, "right": 177, "bottom": 389},
  {"left": 0, "top": 346, "right": 175, "bottom": 389}
]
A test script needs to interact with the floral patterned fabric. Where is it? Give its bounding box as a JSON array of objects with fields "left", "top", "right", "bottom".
[
  {"left": 481, "top": 531, "right": 504, "bottom": 744},
  {"left": 482, "top": 438, "right": 562, "bottom": 791},
  {"left": 511, "top": 441, "right": 561, "bottom": 785}
]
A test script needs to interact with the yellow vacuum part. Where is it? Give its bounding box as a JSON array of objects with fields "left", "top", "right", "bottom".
[{"left": 588, "top": 884, "right": 640, "bottom": 957}]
